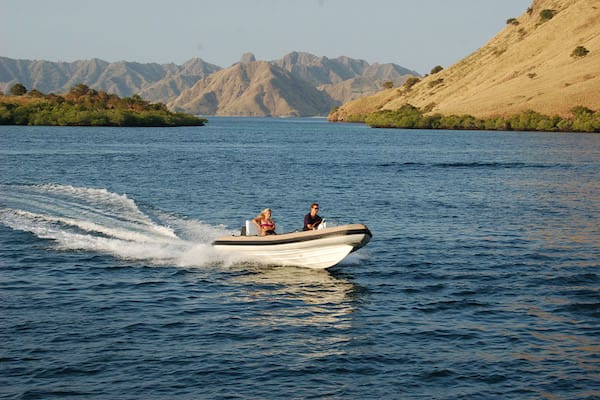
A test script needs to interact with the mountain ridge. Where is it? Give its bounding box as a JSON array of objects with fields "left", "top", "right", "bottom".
[
  {"left": 167, "top": 60, "right": 335, "bottom": 116},
  {"left": 0, "top": 57, "right": 222, "bottom": 102},
  {"left": 0, "top": 53, "right": 418, "bottom": 117}
]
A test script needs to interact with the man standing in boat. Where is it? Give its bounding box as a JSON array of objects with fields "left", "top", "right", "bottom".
[{"left": 303, "top": 203, "right": 323, "bottom": 231}]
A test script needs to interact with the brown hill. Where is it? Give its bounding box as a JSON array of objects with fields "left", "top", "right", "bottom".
[
  {"left": 329, "top": 0, "right": 600, "bottom": 121},
  {"left": 168, "top": 60, "right": 336, "bottom": 116}
]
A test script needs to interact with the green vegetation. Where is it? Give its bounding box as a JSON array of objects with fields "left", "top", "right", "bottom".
[
  {"left": 539, "top": 9, "right": 556, "bottom": 23},
  {"left": 10, "top": 83, "right": 27, "bottom": 96},
  {"left": 403, "top": 77, "right": 421, "bottom": 90},
  {"left": 506, "top": 18, "right": 519, "bottom": 26},
  {"left": 363, "top": 104, "right": 600, "bottom": 133},
  {"left": 342, "top": 113, "right": 371, "bottom": 123},
  {"left": 571, "top": 46, "right": 590, "bottom": 58},
  {"left": 430, "top": 65, "right": 444, "bottom": 75},
  {"left": 382, "top": 81, "right": 394, "bottom": 89},
  {"left": 428, "top": 78, "right": 444, "bottom": 88},
  {"left": 0, "top": 83, "right": 206, "bottom": 127}
]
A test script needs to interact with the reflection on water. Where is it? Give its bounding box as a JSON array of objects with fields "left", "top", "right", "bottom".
[
  {"left": 228, "top": 266, "right": 367, "bottom": 363},
  {"left": 232, "top": 266, "right": 362, "bottom": 328}
]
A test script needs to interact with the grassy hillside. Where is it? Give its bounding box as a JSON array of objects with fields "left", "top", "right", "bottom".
[{"left": 329, "top": 0, "right": 600, "bottom": 123}]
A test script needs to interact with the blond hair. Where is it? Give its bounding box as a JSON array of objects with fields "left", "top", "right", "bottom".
[{"left": 256, "top": 208, "right": 271, "bottom": 219}]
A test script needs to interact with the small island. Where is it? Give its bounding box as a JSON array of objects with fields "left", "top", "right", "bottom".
[{"left": 0, "top": 83, "right": 207, "bottom": 127}]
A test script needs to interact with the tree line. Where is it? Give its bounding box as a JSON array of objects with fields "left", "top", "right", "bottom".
[
  {"left": 364, "top": 104, "right": 600, "bottom": 133},
  {"left": 0, "top": 83, "right": 207, "bottom": 127}
]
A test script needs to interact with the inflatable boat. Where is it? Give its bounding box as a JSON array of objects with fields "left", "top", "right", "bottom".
[{"left": 212, "top": 221, "right": 371, "bottom": 269}]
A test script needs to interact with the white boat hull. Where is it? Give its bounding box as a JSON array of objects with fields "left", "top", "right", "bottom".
[{"left": 212, "top": 224, "right": 371, "bottom": 269}]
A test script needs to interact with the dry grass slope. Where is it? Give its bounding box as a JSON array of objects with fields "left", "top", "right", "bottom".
[{"left": 329, "top": 0, "right": 600, "bottom": 121}]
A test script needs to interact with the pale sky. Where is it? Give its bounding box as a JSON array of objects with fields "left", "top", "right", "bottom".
[{"left": 1, "top": 0, "right": 532, "bottom": 75}]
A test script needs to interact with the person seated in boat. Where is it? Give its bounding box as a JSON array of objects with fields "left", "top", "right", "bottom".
[
  {"left": 253, "top": 208, "right": 276, "bottom": 236},
  {"left": 303, "top": 203, "right": 323, "bottom": 231}
]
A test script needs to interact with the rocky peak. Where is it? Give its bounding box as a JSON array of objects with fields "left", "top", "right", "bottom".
[{"left": 240, "top": 53, "right": 257, "bottom": 64}]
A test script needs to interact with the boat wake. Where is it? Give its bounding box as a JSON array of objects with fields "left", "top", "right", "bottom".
[{"left": 0, "top": 183, "right": 236, "bottom": 267}]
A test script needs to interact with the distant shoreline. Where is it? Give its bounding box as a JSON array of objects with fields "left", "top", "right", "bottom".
[
  {"left": 329, "top": 104, "right": 600, "bottom": 133},
  {"left": 0, "top": 84, "right": 206, "bottom": 127}
]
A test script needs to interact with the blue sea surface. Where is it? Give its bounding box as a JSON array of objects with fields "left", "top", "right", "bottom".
[{"left": 1, "top": 118, "right": 599, "bottom": 399}]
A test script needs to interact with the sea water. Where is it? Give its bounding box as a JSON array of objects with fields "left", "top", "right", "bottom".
[{"left": 1, "top": 118, "right": 599, "bottom": 399}]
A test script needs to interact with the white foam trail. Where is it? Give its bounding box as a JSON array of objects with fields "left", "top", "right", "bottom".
[{"left": 0, "top": 184, "right": 236, "bottom": 267}]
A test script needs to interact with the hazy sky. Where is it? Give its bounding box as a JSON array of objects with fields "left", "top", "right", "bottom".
[{"left": 2, "top": 0, "right": 531, "bottom": 74}]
